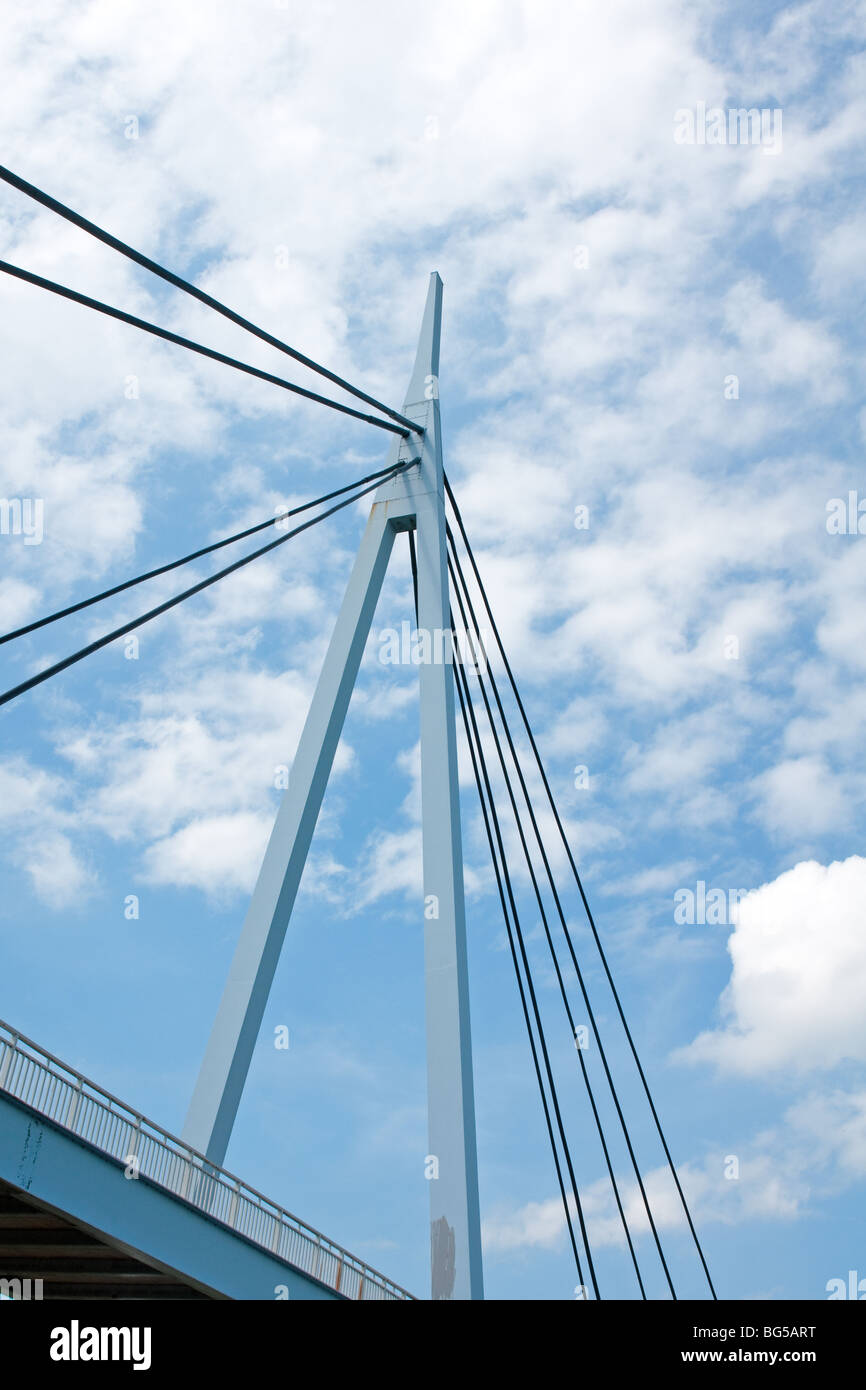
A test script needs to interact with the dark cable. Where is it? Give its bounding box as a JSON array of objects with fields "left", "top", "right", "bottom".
[
  {"left": 0, "top": 462, "right": 410, "bottom": 710},
  {"left": 407, "top": 529, "right": 419, "bottom": 623},
  {"left": 0, "top": 163, "right": 420, "bottom": 435},
  {"left": 0, "top": 259, "right": 411, "bottom": 438},
  {"left": 451, "top": 619, "right": 587, "bottom": 1292},
  {"left": 408, "top": 521, "right": 590, "bottom": 1288},
  {"left": 1, "top": 460, "right": 416, "bottom": 646},
  {"left": 449, "top": 601, "right": 601, "bottom": 1298},
  {"left": 449, "top": 538, "right": 653, "bottom": 1299},
  {"left": 444, "top": 471, "right": 717, "bottom": 1299}
]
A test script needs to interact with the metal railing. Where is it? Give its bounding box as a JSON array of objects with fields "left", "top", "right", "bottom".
[{"left": 0, "top": 1019, "right": 413, "bottom": 1301}]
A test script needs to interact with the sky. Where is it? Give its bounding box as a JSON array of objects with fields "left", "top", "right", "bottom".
[{"left": 0, "top": 0, "right": 865, "bottom": 1301}]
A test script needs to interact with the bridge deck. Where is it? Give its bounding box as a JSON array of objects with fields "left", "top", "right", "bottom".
[{"left": 0, "top": 1019, "right": 413, "bottom": 1301}]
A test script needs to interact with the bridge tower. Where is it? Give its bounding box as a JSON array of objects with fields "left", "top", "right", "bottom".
[{"left": 182, "top": 275, "right": 484, "bottom": 1301}]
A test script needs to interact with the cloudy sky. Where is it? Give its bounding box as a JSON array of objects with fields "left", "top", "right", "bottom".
[{"left": 1, "top": 0, "right": 865, "bottom": 1300}]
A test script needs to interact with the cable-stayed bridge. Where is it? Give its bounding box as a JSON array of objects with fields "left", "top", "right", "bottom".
[{"left": 0, "top": 164, "right": 716, "bottom": 1302}]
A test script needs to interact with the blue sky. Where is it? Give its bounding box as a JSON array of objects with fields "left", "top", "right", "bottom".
[{"left": 1, "top": 0, "right": 865, "bottom": 1300}]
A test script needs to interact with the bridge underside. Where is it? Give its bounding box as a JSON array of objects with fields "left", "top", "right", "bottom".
[
  {"left": 0, "top": 1092, "right": 341, "bottom": 1301},
  {"left": 0, "top": 1177, "right": 214, "bottom": 1300}
]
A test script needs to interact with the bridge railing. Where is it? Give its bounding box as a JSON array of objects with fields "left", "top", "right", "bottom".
[{"left": 0, "top": 1019, "right": 413, "bottom": 1302}]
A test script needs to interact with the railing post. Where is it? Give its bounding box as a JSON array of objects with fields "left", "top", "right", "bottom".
[
  {"left": 180, "top": 1155, "right": 195, "bottom": 1200},
  {"left": 64, "top": 1077, "right": 83, "bottom": 1131},
  {"left": 0, "top": 1036, "right": 14, "bottom": 1090},
  {"left": 126, "top": 1115, "right": 142, "bottom": 1167},
  {"left": 228, "top": 1180, "right": 241, "bottom": 1228}
]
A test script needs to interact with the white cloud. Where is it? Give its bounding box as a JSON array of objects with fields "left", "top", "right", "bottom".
[
  {"left": 813, "top": 214, "right": 866, "bottom": 303},
  {"left": 751, "top": 757, "right": 853, "bottom": 838},
  {"left": 604, "top": 859, "right": 699, "bottom": 899},
  {"left": 143, "top": 811, "right": 272, "bottom": 899},
  {"left": 24, "top": 830, "right": 95, "bottom": 909},
  {"left": 680, "top": 856, "right": 866, "bottom": 1075},
  {"left": 357, "top": 826, "right": 423, "bottom": 909},
  {"left": 0, "top": 576, "right": 41, "bottom": 630},
  {"left": 0, "top": 759, "right": 94, "bottom": 908}
]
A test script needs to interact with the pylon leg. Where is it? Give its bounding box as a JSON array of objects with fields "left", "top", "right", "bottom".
[
  {"left": 375, "top": 274, "right": 483, "bottom": 1299},
  {"left": 183, "top": 503, "right": 395, "bottom": 1164}
]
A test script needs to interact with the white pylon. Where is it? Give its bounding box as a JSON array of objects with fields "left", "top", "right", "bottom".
[{"left": 183, "top": 274, "right": 484, "bottom": 1300}]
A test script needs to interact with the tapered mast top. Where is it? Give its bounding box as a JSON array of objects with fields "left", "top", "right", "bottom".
[{"left": 403, "top": 272, "right": 442, "bottom": 410}]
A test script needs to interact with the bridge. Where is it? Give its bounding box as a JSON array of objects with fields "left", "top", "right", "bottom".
[
  {"left": 0, "top": 162, "right": 717, "bottom": 1301},
  {"left": 0, "top": 1021, "right": 411, "bottom": 1301}
]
